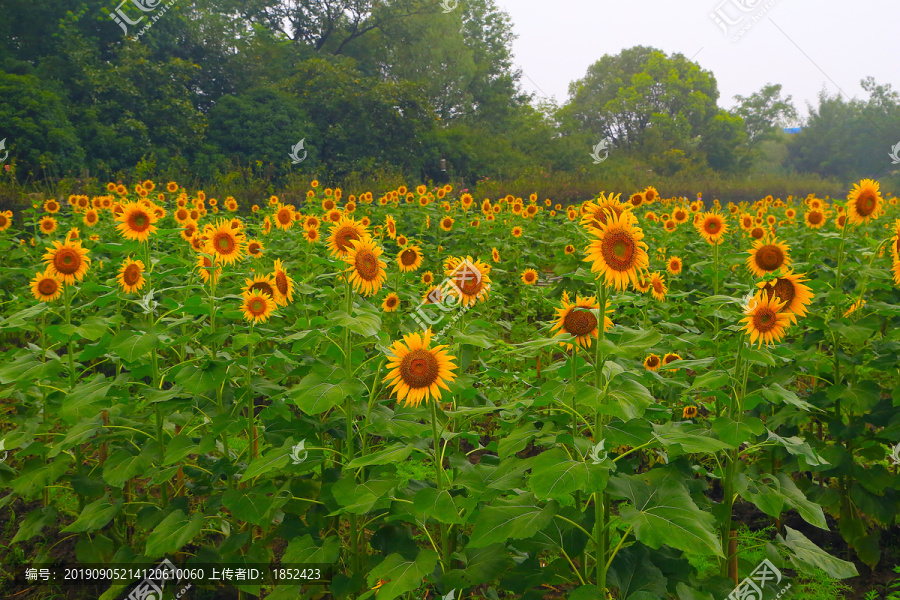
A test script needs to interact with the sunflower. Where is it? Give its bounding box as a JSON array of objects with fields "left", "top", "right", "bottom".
[
  {"left": 44, "top": 199, "right": 60, "bottom": 214},
  {"left": 274, "top": 205, "right": 295, "bottom": 230},
  {"left": 345, "top": 236, "right": 387, "bottom": 296},
  {"left": 643, "top": 187, "right": 659, "bottom": 204},
  {"left": 301, "top": 227, "right": 318, "bottom": 244},
  {"left": 634, "top": 272, "right": 651, "bottom": 293},
  {"left": 649, "top": 272, "right": 667, "bottom": 301},
  {"left": 117, "top": 257, "right": 146, "bottom": 294},
  {"left": 205, "top": 219, "right": 245, "bottom": 265},
  {"left": 844, "top": 298, "right": 865, "bottom": 318},
  {"left": 584, "top": 210, "right": 649, "bottom": 291},
  {"left": 847, "top": 179, "right": 883, "bottom": 225},
  {"left": 666, "top": 256, "right": 683, "bottom": 275},
  {"left": 196, "top": 255, "right": 222, "bottom": 284},
  {"left": 397, "top": 245, "right": 424, "bottom": 273},
  {"left": 804, "top": 209, "right": 826, "bottom": 229},
  {"left": 511, "top": 226, "right": 523, "bottom": 238},
  {"left": 564, "top": 244, "right": 575, "bottom": 255},
  {"left": 663, "top": 352, "right": 681, "bottom": 371},
  {"left": 672, "top": 207, "right": 689, "bottom": 224},
  {"left": 664, "top": 220, "right": 677, "bottom": 233},
  {"left": 696, "top": 211, "right": 728, "bottom": 245},
  {"left": 0, "top": 211, "right": 12, "bottom": 232},
  {"left": 446, "top": 256, "right": 492, "bottom": 307},
  {"left": 242, "top": 290, "right": 276, "bottom": 323},
  {"left": 43, "top": 239, "right": 91, "bottom": 284},
  {"left": 327, "top": 216, "right": 367, "bottom": 258},
  {"left": 739, "top": 214, "right": 754, "bottom": 231},
  {"left": 421, "top": 271, "right": 435, "bottom": 285},
  {"left": 31, "top": 270, "right": 63, "bottom": 302},
  {"left": 38, "top": 216, "right": 58, "bottom": 234},
  {"left": 247, "top": 239, "right": 264, "bottom": 257},
  {"left": 385, "top": 215, "right": 397, "bottom": 239},
  {"left": 750, "top": 226, "right": 766, "bottom": 240},
  {"left": 180, "top": 221, "right": 198, "bottom": 243},
  {"left": 326, "top": 209, "right": 342, "bottom": 223},
  {"left": 382, "top": 293, "right": 400, "bottom": 312},
  {"left": 439, "top": 216, "right": 454, "bottom": 232},
  {"left": 383, "top": 329, "right": 457, "bottom": 407},
  {"left": 550, "top": 294, "right": 612, "bottom": 350},
  {"left": 757, "top": 270, "right": 813, "bottom": 322},
  {"left": 521, "top": 269, "right": 538, "bottom": 285},
  {"left": 629, "top": 192, "right": 645, "bottom": 207},
  {"left": 116, "top": 201, "right": 158, "bottom": 242},
  {"left": 643, "top": 354, "right": 661, "bottom": 371},
  {"left": 397, "top": 234, "right": 409, "bottom": 247},
  {"left": 580, "top": 193, "right": 632, "bottom": 230},
  {"left": 682, "top": 406, "right": 698, "bottom": 419},
  {"left": 491, "top": 247, "right": 500, "bottom": 262},
  {"left": 741, "top": 291, "right": 791, "bottom": 347},
  {"left": 746, "top": 236, "right": 791, "bottom": 277}
]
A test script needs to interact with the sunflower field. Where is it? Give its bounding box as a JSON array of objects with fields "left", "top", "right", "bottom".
[{"left": 1, "top": 178, "right": 900, "bottom": 600}]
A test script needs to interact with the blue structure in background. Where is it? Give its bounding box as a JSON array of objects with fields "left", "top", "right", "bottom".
[{"left": 783, "top": 127, "right": 802, "bottom": 134}]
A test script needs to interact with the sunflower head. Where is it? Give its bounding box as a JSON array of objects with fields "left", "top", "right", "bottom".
[
  {"left": 345, "top": 235, "right": 387, "bottom": 296},
  {"left": 43, "top": 239, "right": 91, "bottom": 285},
  {"left": 741, "top": 291, "right": 791, "bottom": 347},
  {"left": 643, "top": 354, "right": 661, "bottom": 371},
  {"left": 696, "top": 211, "right": 728, "bottom": 245},
  {"left": 847, "top": 178, "right": 883, "bottom": 225},
  {"left": 328, "top": 216, "right": 367, "bottom": 258},
  {"left": 205, "top": 218, "right": 245, "bottom": 265},
  {"left": 746, "top": 236, "right": 791, "bottom": 277},
  {"left": 521, "top": 269, "right": 538, "bottom": 285},
  {"left": 397, "top": 245, "right": 423, "bottom": 273},
  {"left": 31, "top": 269, "right": 63, "bottom": 302},
  {"left": 242, "top": 290, "right": 276, "bottom": 323},
  {"left": 116, "top": 201, "right": 158, "bottom": 242},
  {"left": 383, "top": 330, "right": 457, "bottom": 407},
  {"left": 584, "top": 209, "right": 649, "bottom": 291},
  {"left": 382, "top": 293, "right": 400, "bottom": 312},
  {"left": 550, "top": 294, "right": 612, "bottom": 350},
  {"left": 117, "top": 257, "right": 146, "bottom": 294},
  {"left": 272, "top": 259, "right": 294, "bottom": 306}
]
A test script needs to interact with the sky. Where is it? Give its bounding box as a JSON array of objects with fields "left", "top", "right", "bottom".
[{"left": 498, "top": 0, "right": 900, "bottom": 118}]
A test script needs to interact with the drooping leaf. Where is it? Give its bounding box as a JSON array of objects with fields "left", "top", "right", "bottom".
[
  {"left": 468, "top": 493, "right": 558, "bottom": 548},
  {"left": 779, "top": 526, "right": 858, "bottom": 579}
]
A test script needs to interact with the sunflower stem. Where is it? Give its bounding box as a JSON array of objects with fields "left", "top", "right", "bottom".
[
  {"left": 431, "top": 396, "right": 450, "bottom": 570},
  {"left": 247, "top": 324, "right": 257, "bottom": 461},
  {"left": 342, "top": 274, "right": 360, "bottom": 575},
  {"left": 593, "top": 278, "right": 609, "bottom": 592}
]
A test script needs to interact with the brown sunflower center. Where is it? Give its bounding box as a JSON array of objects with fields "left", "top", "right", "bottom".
[
  {"left": 763, "top": 279, "right": 795, "bottom": 310},
  {"left": 652, "top": 279, "right": 664, "bottom": 293},
  {"left": 399, "top": 348, "right": 440, "bottom": 389},
  {"left": 130, "top": 212, "right": 149, "bottom": 231},
  {"left": 755, "top": 245, "right": 784, "bottom": 271},
  {"left": 647, "top": 355, "right": 660, "bottom": 368},
  {"left": 442, "top": 218, "right": 452, "bottom": 228},
  {"left": 277, "top": 209, "right": 292, "bottom": 224},
  {"left": 704, "top": 218, "right": 721, "bottom": 234},
  {"left": 214, "top": 232, "right": 236, "bottom": 254},
  {"left": 41, "top": 220, "right": 54, "bottom": 231},
  {"left": 123, "top": 264, "right": 141, "bottom": 286},
  {"left": 524, "top": 271, "right": 536, "bottom": 282},
  {"left": 249, "top": 298, "right": 266, "bottom": 314},
  {"left": 38, "top": 278, "right": 59, "bottom": 296},
  {"left": 751, "top": 227, "right": 765, "bottom": 239},
  {"left": 453, "top": 267, "right": 483, "bottom": 296},
  {"left": 808, "top": 211, "right": 823, "bottom": 224},
  {"left": 248, "top": 242, "right": 261, "bottom": 255},
  {"left": 601, "top": 230, "right": 636, "bottom": 271},
  {"left": 334, "top": 226, "right": 360, "bottom": 252},
  {"left": 400, "top": 249, "right": 418, "bottom": 266},
  {"left": 563, "top": 307, "right": 598, "bottom": 336},
  {"left": 856, "top": 191, "right": 877, "bottom": 216},
  {"left": 54, "top": 249, "right": 80, "bottom": 274},
  {"left": 250, "top": 281, "right": 275, "bottom": 297},
  {"left": 386, "top": 296, "right": 398, "bottom": 308},
  {"left": 753, "top": 308, "right": 778, "bottom": 332},
  {"left": 355, "top": 250, "right": 379, "bottom": 281}
]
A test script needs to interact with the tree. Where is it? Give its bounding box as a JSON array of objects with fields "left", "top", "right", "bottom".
[{"left": 733, "top": 84, "right": 798, "bottom": 145}]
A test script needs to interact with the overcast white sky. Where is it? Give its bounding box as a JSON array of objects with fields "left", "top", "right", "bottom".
[{"left": 499, "top": 0, "right": 900, "bottom": 118}]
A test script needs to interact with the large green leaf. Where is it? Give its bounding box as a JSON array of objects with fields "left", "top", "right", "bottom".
[
  {"left": 735, "top": 472, "right": 783, "bottom": 517},
  {"left": 222, "top": 487, "right": 282, "bottom": 525},
  {"left": 468, "top": 493, "right": 558, "bottom": 548},
  {"left": 330, "top": 309, "right": 382, "bottom": 338},
  {"left": 102, "top": 450, "right": 152, "bottom": 489},
  {"left": 109, "top": 329, "right": 159, "bottom": 362},
  {"left": 777, "top": 473, "right": 827, "bottom": 530},
  {"left": 289, "top": 368, "right": 365, "bottom": 416},
  {"left": 779, "top": 526, "right": 858, "bottom": 579},
  {"left": 766, "top": 430, "right": 828, "bottom": 467},
  {"left": 529, "top": 448, "right": 608, "bottom": 500},
  {"left": 347, "top": 443, "right": 413, "bottom": 469},
  {"left": 607, "top": 470, "right": 723, "bottom": 557},
  {"left": 412, "top": 487, "right": 465, "bottom": 524},
  {"left": 330, "top": 474, "right": 398, "bottom": 514},
  {"left": 241, "top": 440, "right": 295, "bottom": 480},
  {"left": 61, "top": 496, "right": 123, "bottom": 533},
  {"left": 144, "top": 509, "right": 205, "bottom": 557},
  {"left": 61, "top": 375, "right": 116, "bottom": 423},
  {"left": 653, "top": 422, "right": 732, "bottom": 454},
  {"left": 283, "top": 534, "right": 342, "bottom": 563},
  {"left": 607, "top": 544, "right": 668, "bottom": 600},
  {"left": 12, "top": 507, "right": 57, "bottom": 543},
  {"left": 363, "top": 550, "right": 438, "bottom": 600},
  {"left": 442, "top": 544, "right": 514, "bottom": 590}
]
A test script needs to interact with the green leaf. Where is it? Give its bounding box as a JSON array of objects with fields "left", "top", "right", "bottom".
[
  {"left": 442, "top": 544, "right": 514, "bottom": 590},
  {"left": 607, "top": 470, "right": 723, "bottom": 557},
  {"left": 528, "top": 448, "right": 590, "bottom": 500},
  {"left": 412, "top": 488, "right": 463, "bottom": 524},
  {"left": 242, "top": 442, "right": 293, "bottom": 480},
  {"left": 735, "top": 472, "right": 783, "bottom": 517},
  {"left": 468, "top": 493, "right": 558, "bottom": 548},
  {"left": 109, "top": 330, "right": 159, "bottom": 362},
  {"left": 766, "top": 430, "right": 828, "bottom": 467},
  {"left": 691, "top": 370, "right": 731, "bottom": 391},
  {"left": 330, "top": 309, "right": 382, "bottom": 338},
  {"left": 653, "top": 422, "right": 732, "bottom": 453},
  {"left": 347, "top": 444, "right": 413, "bottom": 469},
  {"left": 12, "top": 507, "right": 57, "bottom": 543},
  {"left": 712, "top": 417, "right": 763, "bottom": 447},
  {"left": 144, "top": 510, "right": 204, "bottom": 557},
  {"left": 102, "top": 451, "right": 151, "bottom": 488},
  {"left": 568, "top": 585, "right": 606, "bottom": 600},
  {"left": 222, "top": 489, "right": 278, "bottom": 525},
  {"left": 10, "top": 455, "right": 73, "bottom": 499},
  {"left": 330, "top": 475, "right": 398, "bottom": 514},
  {"left": 498, "top": 423, "right": 538, "bottom": 460},
  {"left": 61, "top": 496, "right": 123, "bottom": 533},
  {"left": 283, "top": 535, "right": 342, "bottom": 564},
  {"left": 602, "top": 327, "right": 662, "bottom": 358},
  {"left": 777, "top": 473, "right": 827, "bottom": 530},
  {"left": 289, "top": 368, "right": 365, "bottom": 416},
  {"left": 780, "top": 526, "right": 858, "bottom": 579},
  {"left": 365, "top": 550, "right": 439, "bottom": 600},
  {"left": 607, "top": 544, "right": 668, "bottom": 600},
  {"left": 762, "top": 384, "right": 815, "bottom": 411},
  {"left": 827, "top": 380, "right": 881, "bottom": 414},
  {"left": 174, "top": 361, "right": 229, "bottom": 395}
]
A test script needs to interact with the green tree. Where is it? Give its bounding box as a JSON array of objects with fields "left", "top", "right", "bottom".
[{"left": 733, "top": 83, "right": 798, "bottom": 145}]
